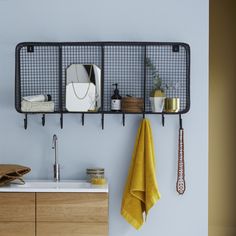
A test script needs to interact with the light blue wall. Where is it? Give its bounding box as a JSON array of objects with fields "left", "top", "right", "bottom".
[{"left": 0, "top": 0, "right": 208, "bottom": 235}]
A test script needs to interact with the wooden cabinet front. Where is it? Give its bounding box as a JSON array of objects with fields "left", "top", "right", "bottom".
[
  {"left": 36, "top": 193, "right": 108, "bottom": 236},
  {"left": 37, "top": 222, "right": 107, "bottom": 236},
  {"left": 0, "top": 193, "right": 35, "bottom": 236},
  {"left": 0, "top": 192, "right": 108, "bottom": 236}
]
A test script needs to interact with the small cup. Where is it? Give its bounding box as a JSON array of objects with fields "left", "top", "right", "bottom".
[{"left": 164, "top": 98, "right": 180, "bottom": 112}]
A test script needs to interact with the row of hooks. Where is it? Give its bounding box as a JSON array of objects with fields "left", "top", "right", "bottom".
[
  {"left": 23, "top": 113, "right": 183, "bottom": 130},
  {"left": 24, "top": 113, "right": 104, "bottom": 130}
]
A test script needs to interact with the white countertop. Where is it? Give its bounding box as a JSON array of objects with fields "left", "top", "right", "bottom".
[{"left": 0, "top": 180, "right": 108, "bottom": 193}]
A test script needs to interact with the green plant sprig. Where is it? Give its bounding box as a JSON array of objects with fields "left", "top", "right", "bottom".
[{"left": 146, "top": 57, "right": 164, "bottom": 92}]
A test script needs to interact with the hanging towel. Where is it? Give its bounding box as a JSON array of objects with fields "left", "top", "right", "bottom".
[{"left": 121, "top": 118, "right": 161, "bottom": 230}]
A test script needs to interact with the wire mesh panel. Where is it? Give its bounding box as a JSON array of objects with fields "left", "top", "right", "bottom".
[
  {"left": 146, "top": 44, "right": 189, "bottom": 113},
  {"left": 62, "top": 45, "right": 102, "bottom": 111},
  {"left": 17, "top": 45, "right": 60, "bottom": 112},
  {"left": 15, "top": 42, "right": 190, "bottom": 115},
  {"left": 103, "top": 45, "right": 145, "bottom": 112}
]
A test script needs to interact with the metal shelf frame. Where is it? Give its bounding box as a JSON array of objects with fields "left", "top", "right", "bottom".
[{"left": 15, "top": 42, "right": 191, "bottom": 129}]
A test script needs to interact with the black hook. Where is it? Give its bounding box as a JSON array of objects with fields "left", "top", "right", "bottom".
[
  {"left": 24, "top": 114, "right": 28, "bottom": 130},
  {"left": 101, "top": 113, "right": 104, "bottom": 130},
  {"left": 122, "top": 113, "right": 125, "bottom": 126},
  {"left": 162, "top": 114, "right": 165, "bottom": 127},
  {"left": 60, "top": 113, "right": 63, "bottom": 129},
  {"left": 82, "top": 113, "right": 85, "bottom": 126},
  {"left": 143, "top": 113, "right": 145, "bottom": 119},
  {"left": 179, "top": 114, "right": 183, "bottom": 129},
  {"left": 42, "top": 114, "right": 45, "bottom": 126}
]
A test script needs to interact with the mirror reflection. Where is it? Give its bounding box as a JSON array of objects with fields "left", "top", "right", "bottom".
[{"left": 66, "top": 64, "right": 101, "bottom": 112}]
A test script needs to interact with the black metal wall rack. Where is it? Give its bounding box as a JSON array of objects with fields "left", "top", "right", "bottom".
[{"left": 15, "top": 42, "right": 191, "bottom": 129}]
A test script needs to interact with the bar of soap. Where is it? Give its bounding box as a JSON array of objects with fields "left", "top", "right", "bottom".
[{"left": 91, "top": 178, "right": 107, "bottom": 185}]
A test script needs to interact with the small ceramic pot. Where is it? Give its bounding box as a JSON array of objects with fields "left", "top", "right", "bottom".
[{"left": 149, "top": 97, "right": 166, "bottom": 112}]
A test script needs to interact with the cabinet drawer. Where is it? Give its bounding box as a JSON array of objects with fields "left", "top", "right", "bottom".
[
  {"left": 37, "top": 222, "right": 108, "bottom": 236},
  {"left": 0, "top": 222, "right": 35, "bottom": 236},
  {"left": 37, "top": 193, "right": 108, "bottom": 222},
  {"left": 0, "top": 193, "right": 35, "bottom": 222}
]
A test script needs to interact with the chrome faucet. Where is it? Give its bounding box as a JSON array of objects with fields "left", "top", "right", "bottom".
[{"left": 52, "top": 134, "right": 60, "bottom": 182}]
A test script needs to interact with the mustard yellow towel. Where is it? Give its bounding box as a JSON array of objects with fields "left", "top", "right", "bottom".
[{"left": 121, "top": 118, "right": 161, "bottom": 230}]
